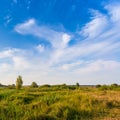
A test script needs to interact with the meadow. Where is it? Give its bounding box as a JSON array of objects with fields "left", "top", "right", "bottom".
[{"left": 0, "top": 84, "right": 120, "bottom": 120}]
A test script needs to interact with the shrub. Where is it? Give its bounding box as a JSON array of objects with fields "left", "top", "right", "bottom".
[
  {"left": 96, "top": 84, "right": 101, "bottom": 88},
  {"left": 99, "top": 85, "right": 109, "bottom": 90},
  {"left": 31, "top": 82, "right": 38, "bottom": 88},
  {"left": 40, "top": 84, "right": 51, "bottom": 87},
  {"left": 8, "top": 84, "right": 15, "bottom": 89}
]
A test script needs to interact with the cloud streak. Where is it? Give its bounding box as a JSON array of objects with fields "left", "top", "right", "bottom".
[{"left": 15, "top": 19, "right": 71, "bottom": 48}]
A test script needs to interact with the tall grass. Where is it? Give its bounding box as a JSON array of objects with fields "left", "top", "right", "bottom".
[{"left": 0, "top": 86, "right": 120, "bottom": 120}]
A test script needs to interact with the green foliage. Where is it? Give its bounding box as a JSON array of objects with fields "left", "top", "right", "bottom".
[
  {"left": 96, "top": 84, "right": 101, "bottom": 88},
  {"left": 76, "top": 82, "right": 80, "bottom": 89},
  {"left": 110, "top": 83, "right": 118, "bottom": 89},
  {"left": 40, "top": 84, "right": 51, "bottom": 87},
  {"left": 16, "top": 75, "right": 23, "bottom": 89},
  {"left": 99, "top": 85, "right": 108, "bottom": 90},
  {"left": 97, "top": 84, "right": 120, "bottom": 90},
  {"left": 31, "top": 82, "right": 38, "bottom": 88},
  {"left": 76, "top": 82, "right": 79, "bottom": 87},
  {"left": 8, "top": 84, "right": 15, "bottom": 89},
  {"left": 0, "top": 83, "right": 7, "bottom": 87}
]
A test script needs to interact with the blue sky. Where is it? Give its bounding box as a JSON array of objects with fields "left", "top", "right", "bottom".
[{"left": 0, "top": 0, "right": 120, "bottom": 85}]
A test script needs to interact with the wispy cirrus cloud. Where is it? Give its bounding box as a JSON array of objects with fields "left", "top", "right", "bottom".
[
  {"left": 80, "top": 10, "right": 108, "bottom": 39},
  {"left": 15, "top": 19, "right": 72, "bottom": 65},
  {"left": 15, "top": 19, "right": 71, "bottom": 49}
]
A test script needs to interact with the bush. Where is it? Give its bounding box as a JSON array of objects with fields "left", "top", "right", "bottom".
[
  {"left": 31, "top": 82, "right": 38, "bottom": 88},
  {"left": 8, "top": 84, "right": 15, "bottom": 89},
  {"left": 96, "top": 84, "right": 101, "bottom": 88},
  {"left": 40, "top": 84, "right": 51, "bottom": 87},
  {"left": 98, "top": 85, "right": 109, "bottom": 90}
]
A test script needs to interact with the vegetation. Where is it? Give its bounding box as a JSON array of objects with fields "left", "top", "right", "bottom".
[
  {"left": 31, "top": 82, "right": 38, "bottom": 88},
  {"left": 16, "top": 75, "right": 23, "bottom": 89},
  {"left": 0, "top": 84, "right": 120, "bottom": 120},
  {"left": 0, "top": 83, "right": 7, "bottom": 87}
]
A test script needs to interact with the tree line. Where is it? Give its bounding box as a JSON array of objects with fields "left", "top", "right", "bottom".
[{"left": 1, "top": 75, "right": 119, "bottom": 90}]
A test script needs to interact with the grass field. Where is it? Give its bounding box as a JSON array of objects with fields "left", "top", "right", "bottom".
[{"left": 0, "top": 85, "right": 120, "bottom": 120}]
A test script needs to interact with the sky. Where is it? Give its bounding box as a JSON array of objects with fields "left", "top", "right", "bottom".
[{"left": 0, "top": 0, "right": 120, "bottom": 85}]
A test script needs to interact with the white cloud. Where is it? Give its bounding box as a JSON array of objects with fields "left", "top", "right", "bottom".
[
  {"left": 58, "top": 4, "right": 120, "bottom": 64},
  {"left": 61, "top": 61, "right": 83, "bottom": 70},
  {"left": 15, "top": 19, "right": 36, "bottom": 35},
  {"left": 75, "top": 60, "right": 120, "bottom": 74},
  {"left": 15, "top": 19, "right": 71, "bottom": 49},
  {"left": 15, "top": 19, "right": 72, "bottom": 65},
  {"left": 80, "top": 10, "right": 108, "bottom": 39},
  {"left": 72, "top": 60, "right": 120, "bottom": 85},
  {"left": 106, "top": 3, "right": 120, "bottom": 22},
  {"left": 0, "top": 63, "right": 11, "bottom": 72},
  {"left": 62, "top": 33, "right": 71, "bottom": 47},
  {"left": 0, "top": 48, "right": 18, "bottom": 59},
  {"left": 36, "top": 44, "right": 45, "bottom": 52},
  {"left": 12, "top": 56, "right": 30, "bottom": 69},
  {"left": 0, "top": 48, "right": 30, "bottom": 71}
]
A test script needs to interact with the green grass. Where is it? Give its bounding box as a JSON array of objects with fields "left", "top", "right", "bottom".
[{"left": 0, "top": 86, "right": 120, "bottom": 120}]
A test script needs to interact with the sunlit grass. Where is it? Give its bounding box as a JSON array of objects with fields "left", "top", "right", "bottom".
[{"left": 0, "top": 85, "right": 120, "bottom": 120}]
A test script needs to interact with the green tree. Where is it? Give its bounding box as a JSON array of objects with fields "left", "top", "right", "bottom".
[
  {"left": 31, "top": 82, "right": 38, "bottom": 88},
  {"left": 16, "top": 75, "right": 23, "bottom": 89},
  {"left": 76, "top": 82, "right": 80, "bottom": 89},
  {"left": 96, "top": 84, "right": 101, "bottom": 88},
  {"left": 76, "top": 82, "right": 79, "bottom": 87}
]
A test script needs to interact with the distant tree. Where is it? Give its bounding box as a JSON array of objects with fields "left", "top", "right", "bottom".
[
  {"left": 76, "top": 82, "right": 80, "bottom": 89},
  {"left": 99, "top": 84, "right": 108, "bottom": 90},
  {"left": 0, "top": 83, "right": 2, "bottom": 87},
  {"left": 31, "top": 82, "right": 38, "bottom": 88},
  {"left": 111, "top": 83, "right": 118, "bottom": 87},
  {"left": 62, "top": 83, "right": 66, "bottom": 86},
  {"left": 96, "top": 84, "right": 101, "bottom": 88},
  {"left": 0, "top": 83, "right": 6, "bottom": 87},
  {"left": 40, "top": 84, "right": 51, "bottom": 88},
  {"left": 76, "top": 82, "right": 80, "bottom": 87},
  {"left": 110, "top": 83, "right": 118, "bottom": 90},
  {"left": 16, "top": 75, "right": 23, "bottom": 89}
]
